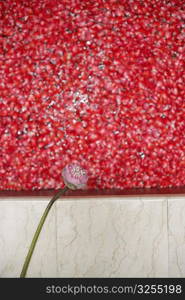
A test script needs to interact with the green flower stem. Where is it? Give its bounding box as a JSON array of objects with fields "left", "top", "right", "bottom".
[{"left": 20, "top": 186, "right": 68, "bottom": 278}]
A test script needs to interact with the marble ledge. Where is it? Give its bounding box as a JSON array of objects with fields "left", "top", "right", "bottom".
[
  {"left": 0, "top": 197, "right": 185, "bottom": 277},
  {"left": 0, "top": 186, "right": 185, "bottom": 201}
]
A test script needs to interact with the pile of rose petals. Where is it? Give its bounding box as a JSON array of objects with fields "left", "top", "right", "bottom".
[{"left": 0, "top": 0, "right": 184, "bottom": 190}]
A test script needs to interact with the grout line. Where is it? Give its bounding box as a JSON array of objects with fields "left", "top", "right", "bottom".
[
  {"left": 166, "top": 197, "right": 170, "bottom": 277},
  {"left": 54, "top": 201, "right": 59, "bottom": 277}
]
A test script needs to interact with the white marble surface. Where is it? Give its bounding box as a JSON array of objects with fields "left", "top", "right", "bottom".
[
  {"left": 0, "top": 199, "right": 57, "bottom": 278},
  {"left": 56, "top": 198, "right": 168, "bottom": 277},
  {"left": 0, "top": 195, "right": 184, "bottom": 277},
  {"left": 168, "top": 198, "right": 185, "bottom": 277}
]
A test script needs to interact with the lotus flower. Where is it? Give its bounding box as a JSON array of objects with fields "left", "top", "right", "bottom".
[
  {"left": 62, "top": 163, "right": 88, "bottom": 190},
  {"left": 20, "top": 163, "right": 88, "bottom": 277}
]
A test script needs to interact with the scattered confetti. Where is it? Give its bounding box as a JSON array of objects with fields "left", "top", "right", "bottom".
[{"left": 0, "top": 0, "right": 185, "bottom": 190}]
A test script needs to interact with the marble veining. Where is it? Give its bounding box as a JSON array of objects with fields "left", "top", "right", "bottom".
[
  {"left": 168, "top": 198, "right": 185, "bottom": 277},
  {"left": 0, "top": 196, "right": 185, "bottom": 277},
  {"left": 0, "top": 199, "right": 57, "bottom": 278},
  {"left": 56, "top": 198, "right": 168, "bottom": 277}
]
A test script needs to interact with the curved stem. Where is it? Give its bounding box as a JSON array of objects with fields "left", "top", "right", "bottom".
[{"left": 20, "top": 186, "right": 68, "bottom": 278}]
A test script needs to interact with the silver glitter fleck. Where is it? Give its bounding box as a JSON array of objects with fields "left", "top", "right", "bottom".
[
  {"left": 98, "top": 64, "right": 105, "bottom": 70},
  {"left": 161, "top": 113, "right": 166, "bottom": 118},
  {"left": 50, "top": 58, "right": 56, "bottom": 64},
  {"left": 44, "top": 143, "right": 54, "bottom": 149},
  {"left": 138, "top": 152, "right": 145, "bottom": 159},
  {"left": 20, "top": 106, "right": 27, "bottom": 112},
  {"left": 48, "top": 100, "right": 55, "bottom": 108},
  {"left": 113, "top": 130, "right": 119, "bottom": 135}
]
